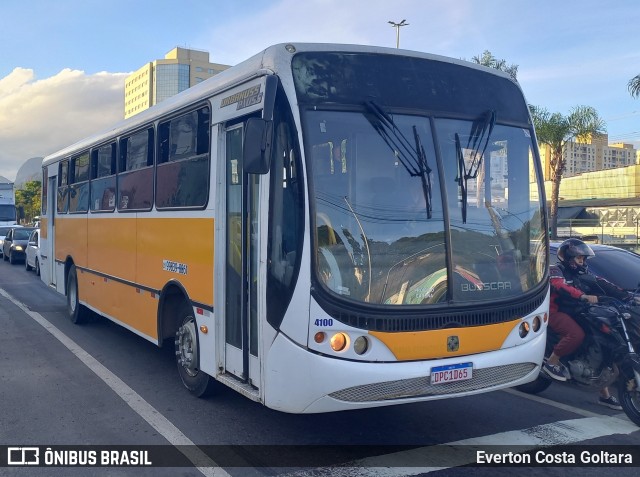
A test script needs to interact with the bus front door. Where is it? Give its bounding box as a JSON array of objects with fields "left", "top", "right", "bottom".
[
  {"left": 223, "top": 124, "right": 261, "bottom": 388},
  {"left": 46, "top": 175, "right": 56, "bottom": 288}
]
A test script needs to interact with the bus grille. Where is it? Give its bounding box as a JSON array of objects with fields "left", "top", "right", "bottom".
[
  {"left": 318, "top": 289, "right": 547, "bottom": 332},
  {"left": 328, "top": 362, "right": 536, "bottom": 402}
]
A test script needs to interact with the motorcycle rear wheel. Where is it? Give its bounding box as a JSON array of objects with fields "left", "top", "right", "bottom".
[{"left": 618, "top": 377, "right": 640, "bottom": 427}]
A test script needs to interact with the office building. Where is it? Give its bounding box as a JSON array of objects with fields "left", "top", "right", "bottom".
[{"left": 125, "top": 47, "right": 230, "bottom": 118}]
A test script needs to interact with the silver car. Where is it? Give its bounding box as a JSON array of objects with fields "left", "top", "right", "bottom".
[
  {"left": 2, "top": 227, "right": 35, "bottom": 264},
  {"left": 0, "top": 225, "right": 22, "bottom": 258},
  {"left": 25, "top": 228, "right": 41, "bottom": 276}
]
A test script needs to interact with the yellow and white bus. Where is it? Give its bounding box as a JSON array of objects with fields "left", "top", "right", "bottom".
[{"left": 40, "top": 43, "right": 549, "bottom": 413}]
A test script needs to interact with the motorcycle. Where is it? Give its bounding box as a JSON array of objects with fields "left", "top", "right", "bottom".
[{"left": 516, "top": 293, "right": 640, "bottom": 426}]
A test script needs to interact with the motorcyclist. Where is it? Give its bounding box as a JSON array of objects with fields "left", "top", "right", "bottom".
[{"left": 545, "top": 238, "right": 628, "bottom": 410}]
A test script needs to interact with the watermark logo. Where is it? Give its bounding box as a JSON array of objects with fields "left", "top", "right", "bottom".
[{"left": 7, "top": 447, "right": 39, "bottom": 465}]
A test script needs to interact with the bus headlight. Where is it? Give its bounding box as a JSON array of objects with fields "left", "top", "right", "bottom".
[
  {"left": 532, "top": 315, "right": 541, "bottom": 332},
  {"left": 519, "top": 321, "right": 530, "bottom": 338},
  {"left": 354, "top": 336, "right": 369, "bottom": 355},
  {"left": 330, "top": 332, "right": 348, "bottom": 352}
]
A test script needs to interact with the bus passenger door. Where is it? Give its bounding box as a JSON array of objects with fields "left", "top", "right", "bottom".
[
  {"left": 223, "top": 123, "right": 262, "bottom": 388},
  {"left": 46, "top": 175, "right": 57, "bottom": 287}
]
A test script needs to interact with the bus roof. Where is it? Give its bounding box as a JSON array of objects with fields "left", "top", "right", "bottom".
[{"left": 43, "top": 42, "right": 517, "bottom": 167}]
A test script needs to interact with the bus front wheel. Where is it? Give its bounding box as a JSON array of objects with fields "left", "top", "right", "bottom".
[
  {"left": 67, "top": 265, "right": 90, "bottom": 324},
  {"left": 175, "top": 303, "right": 215, "bottom": 397}
]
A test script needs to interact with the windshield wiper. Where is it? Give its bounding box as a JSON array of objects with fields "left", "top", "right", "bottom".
[
  {"left": 454, "top": 110, "right": 496, "bottom": 224},
  {"left": 364, "top": 101, "right": 433, "bottom": 219},
  {"left": 413, "top": 125, "right": 432, "bottom": 219}
]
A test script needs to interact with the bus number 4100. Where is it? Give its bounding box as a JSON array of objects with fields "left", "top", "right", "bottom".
[{"left": 314, "top": 318, "right": 334, "bottom": 327}]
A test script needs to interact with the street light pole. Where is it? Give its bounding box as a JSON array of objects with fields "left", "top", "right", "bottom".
[{"left": 388, "top": 19, "right": 409, "bottom": 48}]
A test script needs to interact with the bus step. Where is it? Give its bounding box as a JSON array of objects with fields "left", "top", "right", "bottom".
[{"left": 217, "top": 373, "right": 261, "bottom": 402}]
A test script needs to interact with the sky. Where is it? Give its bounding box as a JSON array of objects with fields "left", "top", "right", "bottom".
[{"left": 1, "top": 0, "right": 639, "bottom": 181}]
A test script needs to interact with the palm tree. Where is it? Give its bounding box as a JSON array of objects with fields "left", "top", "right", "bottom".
[
  {"left": 470, "top": 50, "right": 518, "bottom": 80},
  {"left": 629, "top": 74, "right": 640, "bottom": 98},
  {"left": 531, "top": 105, "right": 606, "bottom": 238}
]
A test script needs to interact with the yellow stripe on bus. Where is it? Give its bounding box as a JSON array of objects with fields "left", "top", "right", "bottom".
[
  {"left": 53, "top": 216, "right": 215, "bottom": 335},
  {"left": 370, "top": 320, "right": 519, "bottom": 361},
  {"left": 78, "top": 269, "right": 159, "bottom": 340}
]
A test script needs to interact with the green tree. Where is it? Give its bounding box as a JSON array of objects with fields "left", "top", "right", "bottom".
[
  {"left": 470, "top": 50, "right": 518, "bottom": 80},
  {"left": 629, "top": 74, "right": 640, "bottom": 98},
  {"left": 531, "top": 105, "right": 606, "bottom": 238},
  {"left": 15, "top": 180, "right": 41, "bottom": 224}
]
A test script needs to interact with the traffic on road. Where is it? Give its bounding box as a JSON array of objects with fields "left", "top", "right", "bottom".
[{"left": 1, "top": 245, "right": 639, "bottom": 476}]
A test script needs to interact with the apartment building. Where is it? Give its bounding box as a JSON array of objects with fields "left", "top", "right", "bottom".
[
  {"left": 538, "top": 134, "right": 636, "bottom": 179},
  {"left": 124, "top": 47, "right": 230, "bottom": 118}
]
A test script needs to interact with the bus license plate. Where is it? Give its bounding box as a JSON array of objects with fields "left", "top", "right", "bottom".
[{"left": 430, "top": 362, "right": 473, "bottom": 385}]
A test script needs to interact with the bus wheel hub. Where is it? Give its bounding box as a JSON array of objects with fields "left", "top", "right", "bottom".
[{"left": 176, "top": 320, "right": 199, "bottom": 376}]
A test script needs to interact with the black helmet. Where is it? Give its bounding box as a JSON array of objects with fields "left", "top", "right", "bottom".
[{"left": 557, "top": 238, "right": 594, "bottom": 273}]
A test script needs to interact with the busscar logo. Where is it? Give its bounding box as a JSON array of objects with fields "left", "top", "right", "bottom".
[{"left": 8, "top": 447, "right": 39, "bottom": 465}]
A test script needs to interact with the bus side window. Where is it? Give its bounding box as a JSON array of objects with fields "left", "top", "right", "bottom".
[
  {"left": 266, "top": 94, "right": 304, "bottom": 328},
  {"left": 118, "top": 128, "right": 154, "bottom": 211},
  {"left": 156, "top": 106, "right": 210, "bottom": 209},
  {"left": 69, "top": 151, "right": 89, "bottom": 213},
  {"left": 90, "top": 143, "right": 116, "bottom": 212}
]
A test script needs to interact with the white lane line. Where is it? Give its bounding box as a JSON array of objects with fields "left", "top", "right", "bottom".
[
  {"left": 501, "top": 388, "right": 601, "bottom": 418},
  {"left": 280, "top": 415, "right": 639, "bottom": 477},
  {"left": 0, "top": 288, "right": 231, "bottom": 477}
]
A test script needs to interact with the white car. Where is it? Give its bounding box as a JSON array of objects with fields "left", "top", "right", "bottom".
[
  {"left": 25, "top": 228, "right": 41, "bottom": 276},
  {"left": 0, "top": 225, "right": 22, "bottom": 258}
]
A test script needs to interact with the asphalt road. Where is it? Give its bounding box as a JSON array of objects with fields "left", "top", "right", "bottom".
[{"left": 0, "top": 256, "right": 639, "bottom": 477}]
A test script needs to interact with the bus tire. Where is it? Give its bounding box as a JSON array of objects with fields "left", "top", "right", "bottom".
[
  {"left": 67, "top": 265, "right": 89, "bottom": 324},
  {"left": 175, "top": 303, "right": 215, "bottom": 397},
  {"left": 515, "top": 374, "right": 552, "bottom": 394}
]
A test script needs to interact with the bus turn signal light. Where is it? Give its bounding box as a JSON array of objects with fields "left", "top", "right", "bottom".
[{"left": 314, "top": 332, "right": 326, "bottom": 343}]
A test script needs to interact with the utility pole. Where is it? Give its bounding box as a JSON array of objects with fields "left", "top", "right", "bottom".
[{"left": 388, "top": 19, "right": 409, "bottom": 48}]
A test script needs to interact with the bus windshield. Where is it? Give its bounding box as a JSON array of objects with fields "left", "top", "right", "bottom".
[{"left": 294, "top": 53, "right": 546, "bottom": 307}]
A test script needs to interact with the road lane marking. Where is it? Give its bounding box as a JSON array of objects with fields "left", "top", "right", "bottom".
[
  {"left": 0, "top": 288, "right": 231, "bottom": 477},
  {"left": 279, "top": 415, "right": 638, "bottom": 477},
  {"left": 6, "top": 286, "right": 638, "bottom": 476},
  {"left": 501, "top": 388, "right": 601, "bottom": 417}
]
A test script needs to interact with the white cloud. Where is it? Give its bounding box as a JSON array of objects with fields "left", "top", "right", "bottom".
[{"left": 0, "top": 68, "right": 127, "bottom": 181}]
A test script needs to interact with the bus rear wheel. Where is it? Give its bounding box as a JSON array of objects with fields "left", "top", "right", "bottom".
[
  {"left": 175, "top": 303, "right": 215, "bottom": 397},
  {"left": 67, "top": 265, "right": 90, "bottom": 324}
]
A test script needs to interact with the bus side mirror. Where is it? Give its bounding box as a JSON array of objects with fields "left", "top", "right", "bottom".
[{"left": 243, "top": 117, "right": 272, "bottom": 175}]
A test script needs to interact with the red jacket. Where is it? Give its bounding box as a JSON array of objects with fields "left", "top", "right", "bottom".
[{"left": 549, "top": 264, "right": 584, "bottom": 313}]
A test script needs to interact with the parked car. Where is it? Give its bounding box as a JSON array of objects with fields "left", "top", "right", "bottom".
[
  {"left": 0, "top": 225, "right": 22, "bottom": 258},
  {"left": 25, "top": 228, "right": 41, "bottom": 275},
  {"left": 550, "top": 241, "right": 640, "bottom": 292},
  {"left": 2, "top": 227, "right": 35, "bottom": 264}
]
